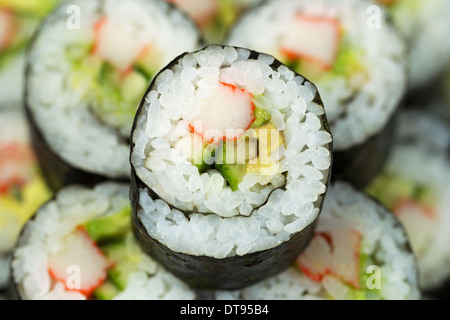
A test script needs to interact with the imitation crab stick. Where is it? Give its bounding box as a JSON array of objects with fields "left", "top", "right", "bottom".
[
  {"left": 297, "top": 228, "right": 362, "bottom": 289},
  {"left": 0, "top": 143, "right": 35, "bottom": 194},
  {"left": 281, "top": 14, "right": 341, "bottom": 71},
  {"left": 189, "top": 82, "right": 256, "bottom": 143},
  {"left": 393, "top": 198, "right": 437, "bottom": 251},
  {"left": 393, "top": 198, "right": 436, "bottom": 220},
  {"left": 92, "top": 17, "right": 151, "bottom": 74},
  {"left": 48, "top": 227, "right": 112, "bottom": 297}
]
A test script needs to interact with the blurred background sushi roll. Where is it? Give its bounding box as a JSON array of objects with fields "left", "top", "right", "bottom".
[
  {"left": 367, "top": 110, "right": 450, "bottom": 298},
  {"left": 12, "top": 182, "right": 197, "bottom": 300},
  {"left": 166, "top": 0, "right": 263, "bottom": 44},
  {"left": 226, "top": 0, "right": 407, "bottom": 189},
  {"left": 0, "top": 0, "right": 60, "bottom": 110},
  {"left": 130, "top": 45, "right": 333, "bottom": 290},
  {"left": 0, "top": 108, "right": 52, "bottom": 293},
  {"left": 0, "top": 1, "right": 61, "bottom": 294},
  {"left": 375, "top": 0, "right": 450, "bottom": 91},
  {"left": 24, "top": 0, "right": 203, "bottom": 192},
  {"left": 215, "top": 181, "right": 421, "bottom": 300}
]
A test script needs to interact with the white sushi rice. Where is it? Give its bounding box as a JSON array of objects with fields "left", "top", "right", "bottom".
[
  {"left": 112, "top": 266, "right": 195, "bottom": 300},
  {"left": 226, "top": 0, "right": 406, "bottom": 151},
  {"left": 11, "top": 182, "right": 196, "bottom": 300},
  {"left": 215, "top": 181, "right": 421, "bottom": 300},
  {"left": 377, "top": 110, "right": 450, "bottom": 291},
  {"left": 132, "top": 45, "right": 332, "bottom": 259},
  {"left": 26, "top": 0, "right": 201, "bottom": 178}
]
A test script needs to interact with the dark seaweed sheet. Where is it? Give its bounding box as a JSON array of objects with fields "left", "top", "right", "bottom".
[
  {"left": 424, "top": 280, "right": 450, "bottom": 300},
  {"left": 331, "top": 109, "right": 398, "bottom": 190}
]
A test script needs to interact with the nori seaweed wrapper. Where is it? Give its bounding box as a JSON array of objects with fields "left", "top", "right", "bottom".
[
  {"left": 331, "top": 109, "right": 398, "bottom": 190},
  {"left": 129, "top": 46, "right": 333, "bottom": 290},
  {"left": 424, "top": 280, "right": 450, "bottom": 300},
  {"left": 0, "top": 255, "right": 16, "bottom": 300},
  {"left": 0, "top": 280, "right": 18, "bottom": 301}
]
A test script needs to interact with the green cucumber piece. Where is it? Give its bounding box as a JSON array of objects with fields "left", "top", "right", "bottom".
[
  {"left": 100, "top": 234, "right": 142, "bottom": 291},
  {"left": 215, "top": 142, "right": 248, "bottom": 191},
  {"left": 108, "top": 260, "right": 137, "bottom": 291},
  {"left": 215, "top": 162, "right": 247, "bottom": 191},
  {"left": 93, "top": 280, "right": 121, "bottom": 300},
  {"left": 194, "top": 144, "right": 216, "bottom": 173},
  {"left": 120, "top": 70, "right": 148, "bottom": 103},
  {"left": 251, "top": 107, "right": 271, "bottom": 128},
  {"left": 0, "top": 0, "right": 58, "bottom": 17}
]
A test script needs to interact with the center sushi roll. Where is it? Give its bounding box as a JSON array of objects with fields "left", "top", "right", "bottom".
[
  {"left": 24, "top": 0, "right": 202, "bottom": 192},
  {"left": 226, "top": 0, "right": 407, "bottom": 189},
  {"left": 12, "top": 182, "right": 197, "bottom": 300},
  {"left": 130, "top": 45, "right": 333, "bottom": 290}
]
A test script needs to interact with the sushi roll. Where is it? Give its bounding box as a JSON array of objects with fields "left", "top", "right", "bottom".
[
  {"left": 24, "top": 0, "right": 202, "bottom": 192},
  {"left": 0, "top": 109, "right": 52, "bottom": 291},
  {"left": 0, "top": 0, "right": 60, "bottom": 109},
  {"left": 166, "top": 0, "right": 263, "bottom": 44},
  {"left": 367, "top": 110, "right": 450, "bottom": 297},
  {"left": 11, "top": 182, "right": 197, "bottom": 300},
  {"left": 374, "top": 0, "right": 450, "bottom": 90},
  {"left": 226, "top": 0, "right": 407, "bottom": 189},
  {"left": 215, "top": 181, "right": 421, "bottom": 300},
  {"left": 130, "top": 45, "right": 333, "bottom": 290}
]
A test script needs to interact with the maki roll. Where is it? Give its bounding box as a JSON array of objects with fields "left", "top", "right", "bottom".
[
  {"left": 166, "top": 0, "right": 263, "bottom": 43},
  {"left": 0, "top": 0, "right": 60, "bottom": 109},
  {"left": 215, "top": 181, "right": 421, "bottom": 300},
  {"left": 367, "top": 110, "right": 450, "bottom": 297},
  {"left": 24, "top": 0, "right": 202, "bottom": 191},
  {"left": 0, "top": 109, "right": 52, "bottom": 291},
  {"left": 12, "top": 182, "right": 197, "bottom": 300},
  {"left": 130, "top": 45, "right": 333, "bottom": 290},
  {"left": 226, "top": 0, "right": 407, "bottom": 189},
  {"left": 374, "top": 0, "right": 450, "bottom": 90}
]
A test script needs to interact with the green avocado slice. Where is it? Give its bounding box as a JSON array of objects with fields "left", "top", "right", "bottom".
[{"left": 83, "top": 206, "right": 131, "bottom": 244}]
